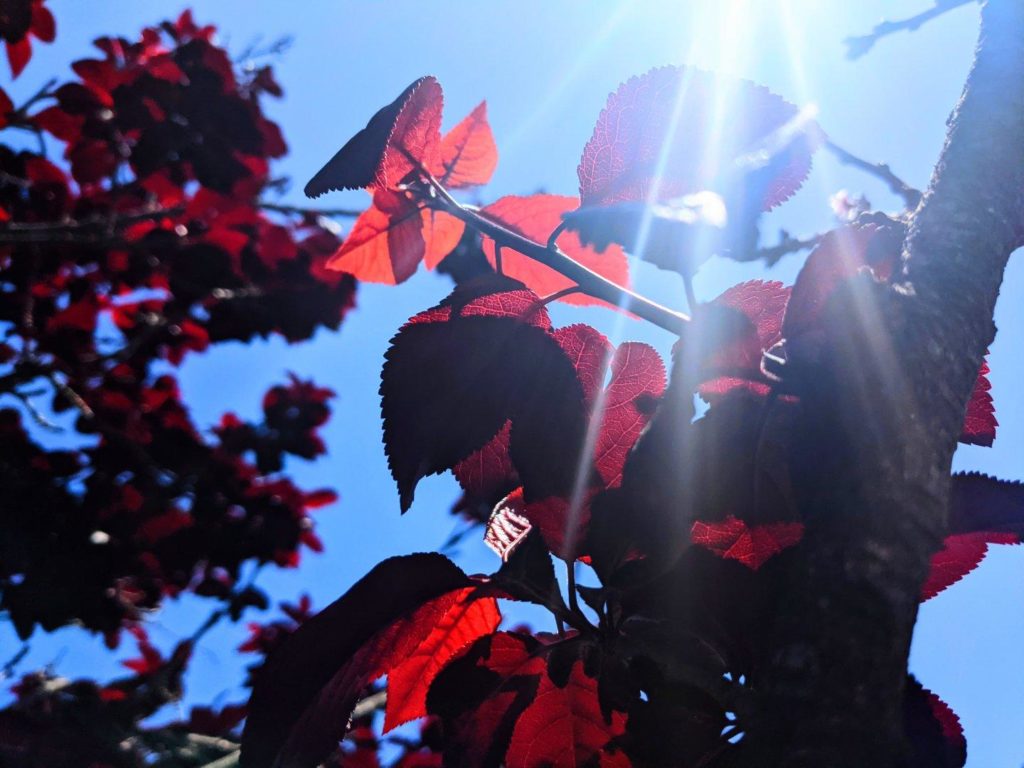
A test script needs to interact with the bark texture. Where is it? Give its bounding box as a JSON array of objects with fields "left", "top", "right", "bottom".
[{"left": 738, "top": 1, "right": 1024, "bottom": 765}]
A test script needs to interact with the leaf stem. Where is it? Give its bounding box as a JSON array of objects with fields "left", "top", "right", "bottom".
[{"left": 425, "top": 177, "right": 690, "bottom": 335}]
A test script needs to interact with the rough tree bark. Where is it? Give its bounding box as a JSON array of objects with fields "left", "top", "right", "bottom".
[{"left": 737, "top": 1, "right": 1024, "bottom": 765}]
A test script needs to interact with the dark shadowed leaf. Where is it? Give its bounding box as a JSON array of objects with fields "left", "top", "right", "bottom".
[
  {"left": 381, "top": 277, "right": 586, "bottom": 511},
  {"left": 505, "top": 658, "right": 628, "bottom": 768},
  {"left": 305, "top": 76, "right": 443, "bottom": 197},
  {"left": 241, "top": 553, "right": 470, "bottom": 768}
]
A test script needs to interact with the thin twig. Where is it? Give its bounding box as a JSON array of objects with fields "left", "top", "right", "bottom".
[
  {"left": 426, "top": 179, "right": 690, "bottom": 335},
  {"left": 825, "top": 140, "right": 922, "bottom": 211},
  {"left": 843, "top": 0, "right": 975, "bottom": 60},
  {"left": 756, "top": 231, "right": 824, "bottom": 267},
  {"left": 351, "top": 689, "right": 387, "bottom": 720},
  {"left": 546, "top": 219, "right": 568, "bottom": 250},
  {"left": 566, "top": 562, "right": 581, "bottom": 617}
]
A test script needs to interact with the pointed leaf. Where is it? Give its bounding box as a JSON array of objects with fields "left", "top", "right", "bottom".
[
  {"left": 578, "top": 66, "right": 815, "bottom": 210},
  {"left": 427, "top": 632, "right": 548, "bottom": 768},
  {"left": 480, "top": 195, "right": 630, "bottom": 307},
  {"left": 381, "top": 278, "right": 585, "bottom": 510},
  {"left": 920, "top": 472, "right": 1024, "bottom": 600},
  {"left": 506, "top": 659, "right": 627, "bottom": 768},
  {"left": 904, "top": 677, "right": 967, "bottom": 768},
  {"left": 437, "top": 101, "right": 498, "bottom": 188},
  {"left": 241, "top": 553, "right": 471, "bottom": 768},
  {"left": 595, "top": 342, "right": 666, "bottom": 489},
  {"left": 959, "top": 359, "right": 996, "bottom": 446},
  {"left": 385, "top": 591, "right": 501, "bottom": 731},
  {"left": 305, "top": 76, "right": 443, "bottom": 197},
  {"left": 453, "top": 421, "right": 517, "bottom": 502}
]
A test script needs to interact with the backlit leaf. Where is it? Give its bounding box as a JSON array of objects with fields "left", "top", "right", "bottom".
[
  {"left": 436, "top": 101, "right": 498, "bottom": 188},
  {"left": 480, "top": 195, "right": 630, "bottom": 307}
]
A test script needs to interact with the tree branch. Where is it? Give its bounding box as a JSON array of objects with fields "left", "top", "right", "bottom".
[
  {"left": 825, "top": 140, "right": 923, "bottom": 211},
  {"left": 843, "top": 0, "right": 976, "bottom": 60},
  {"left": 742, "top": 2, "right": 1024, "bottom": 765},
  {"left": 425, "top": 180, "right": 690, "bottom": 335}
]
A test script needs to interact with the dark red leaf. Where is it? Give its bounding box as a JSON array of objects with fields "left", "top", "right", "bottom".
[
  {"left": 697, "top": 279, "right": 789, "bottom": 401},
  {"left": 690, "top": 516, "right": 804, "bottom": 570},
  {"left": 921, "top": 531, "right": 1018, "bottom": 601},
  {"left": 436, "top": 101, "right": 498, "bottom": 188},
  {"left": 6, "top": 37, "right": 31, "bottom": 78},
  {"left": 305, "top": 76, "right": 443, "bottom": 197},
  {"left": 427, "top": 632, "right": 548, "bottom": 768},
  {"left": 904, "top": 677, "right": 966, "bottom": 767},
  {"left": 506, "top": 658, "right": 627, "bottom": 768},
  {"left": 241, "top": 553, "right": 472, "bottom": 768},
  {"left": 480, "top": 195, "right": 630, "bottom": 307},
  {"left": 453, "top": 421, "right": 517, "bottom": 502},
  {"left": 578, "top": 66, "right": 815, "bottom": 210},
  {"left": 384, "top": 590, "right": 501, "bottom": 731},
  {"left": 960, "top": 359, "right": 996, "bottom": 446},
  {"left": 595, "top": 341, "right": 666, "bottom": 489},
  {"left": 919, "top": 472, "right": 1024, "bottom": 600},
  {"left": 30, "top": 4, "right": 55, "bottom": 43},
  {"left": 381, "top": 277, "right": 585, "bottom": 511},
  {"left": 782, "top": 222, "right": 900, "bottom": 339}
]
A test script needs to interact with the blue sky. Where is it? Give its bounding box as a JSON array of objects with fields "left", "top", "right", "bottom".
[{"left": 3, "top": 2, "right": 1022, "bottom": 765}]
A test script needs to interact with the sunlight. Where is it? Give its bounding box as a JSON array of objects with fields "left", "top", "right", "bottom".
[{"left": 559, "top": 0, "right": 770, "bottom": 559}]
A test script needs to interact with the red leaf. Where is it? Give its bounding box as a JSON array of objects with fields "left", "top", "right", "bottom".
[
  {"left": 381, "top": 278, "right": 585, "bottom": 511},
  {"left": 30, "top": 3, "right": 56, "bottom": 43},
  {"left": 426, "top": 632, "right": 549, "bottom": 768},
  {"left": 0, "top": 87, "right": 11, "bottom": 128},
  {"left": 384, "top": 590, "right": 501, "bottom": 731},
  {"left": 690, "top": 515, "right": 804, "bottom": 570},
  {"left": 7, "top": 37, "right": 31, "bottom": 78},
  {"left": 922, "top": 531, "right": 1019, "bottom": 601},
  {"left": 698, "top": 280, "right": 789, "bottom": 401},
  {"left": 305, "top": 76, "right": 443, "bottom": 197},
  {"left": 480, "top": 195, "right": 630, "bottom": 307},
  {"left": 326, "top": 189, "right": 464, "bottom": 283},
  {"left": 241, "top": 553, "right": 472, "bottom": 768},
  {"left": 553, "top": 324, "right": 614, "bottom": 407},
  {"left": 454, "top": 421, "right": 517, "bottom": 502},
  {"left": 595, "top": 341, "right": 666, "bottom": 489},
  {"left": 31, "top": 104, "right": 81, "bottom": 140},
  {"left": 960, "top": 359, "right": 996, "bottom": 446},
  {"left": 436, "top": 101, "right": 498, "bottom": 188},
  {"left": 782, "top": 223, "right": 900, "bottom": 339},
  {"left": 578, "top": 66, "right": 815, "bottom": 210},
  {"left": 506, "top": 659, "right": 627, "bottom": 768},
  {"left": 921, "top": 469, "right": 1024, "bottom": 600}
]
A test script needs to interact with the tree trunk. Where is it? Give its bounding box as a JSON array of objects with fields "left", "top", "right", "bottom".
[{"left": 738, "top": 1, "right": 1024, "bottom": 765}]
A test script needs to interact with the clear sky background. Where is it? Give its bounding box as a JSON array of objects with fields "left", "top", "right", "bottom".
[{"left": 2, "top": 2, "right": 1022, "bottom": 766}]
